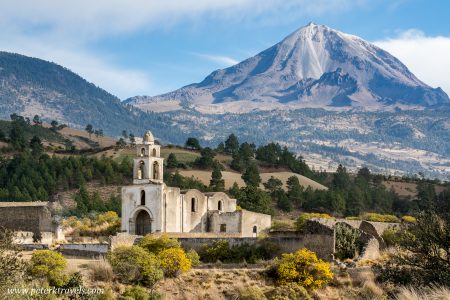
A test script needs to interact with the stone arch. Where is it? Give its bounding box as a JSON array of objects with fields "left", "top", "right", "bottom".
[
  {"left": 218, "top": 200, "right": 222, "bottom": 211},
  {"left": 135, "top": 210, "right": 152, "bottom": 235},
  {"left": 130, "top": 208, "right": 153, "bottom": 236},
  {"left": 138, "top": 161, "right": 145, "bottom": 179},
  {"left": 253, "top": 225, "right": 258, "bottom": 237},
  {"left": 140, "top": 190, "right": 145, "bottom": 206},
  {"left": 152, "top": 148, "right": 157, "bottom": 157},
  {"left": 141, "top": 148, "right": 146, "bottom": 156},
  {"left": 153, "top": 161, "right": 159, "bottom": 180}
]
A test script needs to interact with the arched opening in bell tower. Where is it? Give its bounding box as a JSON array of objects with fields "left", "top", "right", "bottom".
[
  {"left": 153, "top": 161, "right": 159, "bottom": 179},
  {"left": 141, "top": 148, "right": 146, "bottom": 156},
  {"left": 137, "top": 161, "right": 145, "bottom": 179},
  {"left": 152, "top": 148, "right": 157, "bottom": 157}
]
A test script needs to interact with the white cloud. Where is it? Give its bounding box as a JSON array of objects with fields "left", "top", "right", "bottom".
[
  {"left": 0, "top": 1, "right": 369, "bottom": 40},
  {"left": 192, "top": 53, "right": 239, "bottom": 67},
  {"left": 374, "top": 30, "right": 450, "bottom": 95},
  {"left": 0, "top": 33, "right": 152, "bottom": 99}
]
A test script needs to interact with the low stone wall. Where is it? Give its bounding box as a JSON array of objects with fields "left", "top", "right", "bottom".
[
  {"left": 20, "top": 244, "right": 49, "bottom": 251},
  {"left": 58, "top": 244, "right": 108, "bottom": 257}
]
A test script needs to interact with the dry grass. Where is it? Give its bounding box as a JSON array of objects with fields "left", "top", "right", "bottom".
[
  {"left": 396, "top": 285, "right": 450, "bottom": 300},
  {"left": 88, "top": 258, "right": 114, "bottom": 283}
]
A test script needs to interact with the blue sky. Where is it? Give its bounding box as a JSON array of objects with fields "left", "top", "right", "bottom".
[{"left": 1, "top": 0, "right": 450, "bottom": 99}]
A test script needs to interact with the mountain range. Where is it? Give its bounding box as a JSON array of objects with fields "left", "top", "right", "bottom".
[
  {"left": 0, "top": 23, "right": 449, "bottom": 179},
  {"left": 126, "top": 23, "right": 449, "bottom": 113}
]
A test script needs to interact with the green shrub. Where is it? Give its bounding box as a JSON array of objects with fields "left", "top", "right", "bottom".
[
  {"left": 334, "top": 223, "right": 362, "bottom": 260},
  {"left": 138, "top": 234, "right": 181, "bottom": 255},
  {"left": 267, "top": 248, "right": 333, "bottom": 289},
  {"left": 199, "top": 240, "right": 232, "bottom": 263},
  {"left": 119, "top": 286, "right": 149, "bottom": 300},
  {"left": 186, "top": 249, "right": 201, "bottom": 266},
  {"left": 158, "top": 248, "right": 192, "bottom": 277},
  {"left": 360, "top": 213, "right": 399, "bottom": 223},
  {"left": 381, "top": 227, "right": 403, "bottom": 247},
  {"left": 295, "top": 213, "right": 333, "bottom": 232},
  {"left": 266, "top": 283, "right": 311, "bottom": 300},
  {"left": 28, "top": 250, "right": 68, "bottom": 287},
  {"left": 199, "top": 240, "right": 278, "bottom": 263},
  {"left": 108, "top": 246, "right": 163, "bottom": 288}
]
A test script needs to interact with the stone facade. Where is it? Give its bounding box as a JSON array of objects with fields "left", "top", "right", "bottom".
[
  {"left": 0, "top": 201, "right": 64, "bottom": 244},
  {"left": 121, "top": 131, "right": 271, "bottom": 238}
]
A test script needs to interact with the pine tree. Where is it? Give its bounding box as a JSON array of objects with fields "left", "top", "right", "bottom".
[
  {"left": 242, "top": 163, "right": 261, "bottom": 187},
  {"left": 166, "top": 153, "right": 178, "bottom": 169},
  {"left": 29, "top": 136, "right": 44, "bottom": 156},
  {"left": 210, "top": 164, "right": 225, "bottom": 191},
  {"left": 224, "top": 134, "right": 239, "bottom": 154}
]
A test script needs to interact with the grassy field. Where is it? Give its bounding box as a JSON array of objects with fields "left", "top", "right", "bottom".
[{"left": 383, "top": 180, "right": 448, "bottom": 198}]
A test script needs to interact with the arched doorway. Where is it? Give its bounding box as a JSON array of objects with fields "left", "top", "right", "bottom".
[
  {"left": 252, "top": 225, "right": 258, "bottom": 237},
  {"left": 218, "top": 201, "right": 222, "bottom": 211},
  {"left": 135, "top": 210, "right": 152, "bottom": 235}
]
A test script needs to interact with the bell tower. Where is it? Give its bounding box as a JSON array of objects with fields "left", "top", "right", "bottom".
[{"left": 133, "top": 130, "right": 164, "bottom": 184}]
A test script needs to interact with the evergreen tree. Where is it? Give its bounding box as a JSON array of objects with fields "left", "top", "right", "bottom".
[
  {"left": 263, "top": 176, "right": 283, "bottom": 194},
  {"left": 0, "top": 129, "right": 5, "bottom": 141},
  {"left": 332, "top": 164, "right": 351, "bottom": 191},
  {"left": 9, "top": 121, "right": 26, "bottom": 150},
  {"left": 185, "top": 137, "right": 201, "bottom": 150},
  {"left": 224, "top": 134, "right": 239, "bottom": 154},
  {"left": 346, "top": 186, "right": 363, "bottom": 216},
  {"left": 50, "top": 120, "right": 59, "bottom": 132},
  {"left": 236, "top": 186, "right": 273, "bottom": 215},
  {"left": 32, "top": 115, "right": 42, "bottom": 126},
  {"left": 85, "top": 124, "right": 94, "bottom": 138},
  {"left": 287, "top": 176, "right": 304, "bottom": 207},
  {"left": 194, "top": 147, "right": 216, "bottom": 169},
  {"left": 242, "top": 163, "right": 261, "bottom": 187},
  {"left": 166, "top": 153, "right": 178, "bottom": 169},
  {"left": 29, "top": 136, "right": 44, "bottom": 156},
  {"left": 216, "top": 142, "right": 225, "bottom": 153},
  {"left": 228, "top": 182, "right": 241, "bottom": 199},
  {"left": 209, "top": 164, "right": 225, "bottom": 192}
]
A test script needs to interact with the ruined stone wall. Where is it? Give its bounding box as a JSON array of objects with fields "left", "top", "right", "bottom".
[
  {"left": 208, "top": 211, "right": 241, "bottom": 233},
  {"left": 0, "top": 205, "right": 53, "bottom": 236},
  {"left": 240, "top": 210, "right": 271, "bottom": 237}
]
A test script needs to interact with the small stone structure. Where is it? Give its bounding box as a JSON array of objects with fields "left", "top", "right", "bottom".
[
  {"left": 0, "top": 201, "right": 64, "bottom": 244},
  {"left": 121, "top": 130, "right": 271, "bottom": 237}
]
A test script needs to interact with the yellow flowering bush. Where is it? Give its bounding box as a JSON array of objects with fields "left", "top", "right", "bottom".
[
  {"left": 158, "top": 248, "right": 192, "bottom": 277},
  {"left": 401, "top": 215, "right": 417, "bottom": 223},
  {"left": 360, "top": 213, "right": 399, "bottom": 223},
  {"left": 295, "top": 213, "right": 334, "bottom": 232},
  {"left": 272, "top": 248, "right": 333, "bottom": 289},
  {"left": 139, "top": 234, "right": 181, "bottom": 255},
  {"left": 28, "top": 250, "right": 68, "bottom": 287}
]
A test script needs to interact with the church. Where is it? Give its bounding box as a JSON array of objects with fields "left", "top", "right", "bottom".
[{"left": 121, "top": 131, "right": 271, "bottom": 237}]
